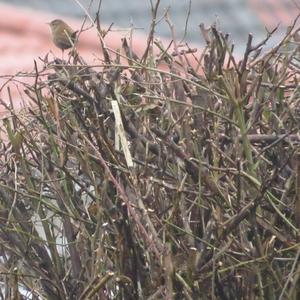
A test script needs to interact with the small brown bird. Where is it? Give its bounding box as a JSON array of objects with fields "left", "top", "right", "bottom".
[{"left": 48, "top": 19, "right": 77, "bottom": 51}]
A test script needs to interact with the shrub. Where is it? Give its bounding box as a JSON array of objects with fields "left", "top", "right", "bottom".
[{"left": 0, "top": 9, "right": 300, "bottom": 300}]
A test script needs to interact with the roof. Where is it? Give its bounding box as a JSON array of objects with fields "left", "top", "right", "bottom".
[
  {"left": 1, "top": 0, "right": 299, "bottom": 51},
  {"left": 0, "top": 1, "right": 299, "bottom": 113}
]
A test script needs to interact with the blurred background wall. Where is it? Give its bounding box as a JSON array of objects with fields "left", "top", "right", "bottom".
[
  {"left": 0, "top": 0, "right": 299, "bottom": 109},
  {"left": 0, "top": 0, "right": 298, "bottom": 54}
]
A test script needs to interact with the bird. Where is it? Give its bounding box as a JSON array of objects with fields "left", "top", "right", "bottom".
[{"left": 48, "top": 19, "right": 77, "bottom": 51}]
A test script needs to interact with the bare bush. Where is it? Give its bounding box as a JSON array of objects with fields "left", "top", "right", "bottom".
[{"left": 0, "top": 6, "right": 300, "bottom": 300}]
